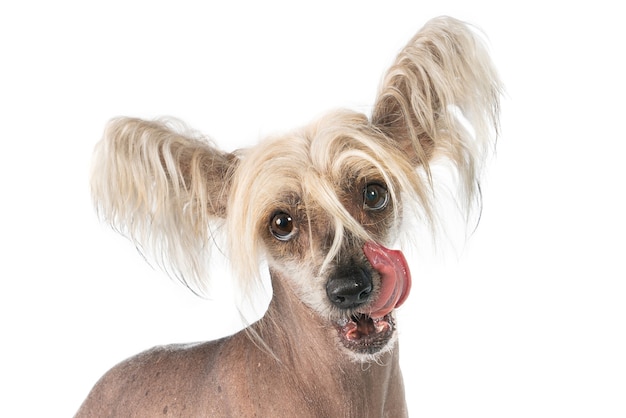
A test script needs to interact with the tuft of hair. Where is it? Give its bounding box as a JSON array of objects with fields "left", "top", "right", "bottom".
[
  {"left": 372, "top": 16, "right": 502, "bottom": 221},
  {"left": 91, "top": 117, "right": 237, "bottom": 295}
]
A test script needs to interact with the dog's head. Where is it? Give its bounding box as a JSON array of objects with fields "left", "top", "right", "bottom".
[{"left": 91, "top": 17, "right": 501, "bottom": 360}]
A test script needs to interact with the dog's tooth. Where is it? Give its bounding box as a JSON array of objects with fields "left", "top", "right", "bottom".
[
  {"left": 336, "top": 318, "right": 348, "bottom": 327},
  {"left": 373, "top": 318, "right": 389, "bottom": 333}
]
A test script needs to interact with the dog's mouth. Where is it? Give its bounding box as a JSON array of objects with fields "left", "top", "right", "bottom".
[
  {"left": 334, "top": 242, "right": 411, "bottom": 355},
  {"left": 335, "top": 313, "right": 396, "bottom": 354}
]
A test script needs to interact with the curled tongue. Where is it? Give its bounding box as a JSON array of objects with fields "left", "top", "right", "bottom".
[{"left": 361, "top": 241, "right": 412, "bottom": 319}]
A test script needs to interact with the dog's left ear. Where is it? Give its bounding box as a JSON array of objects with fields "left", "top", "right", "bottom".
[{"left": 372, "top": 17, "right": 501, "bottom": 197}]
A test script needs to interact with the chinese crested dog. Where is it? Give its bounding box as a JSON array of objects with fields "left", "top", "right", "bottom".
[{"left": 77, "top": 17, "right": 501, "bottom": 417}]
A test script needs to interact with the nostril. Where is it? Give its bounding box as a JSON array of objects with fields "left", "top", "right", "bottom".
[{"left": 358, "top": 284, "right": 372, "bottom": 301}]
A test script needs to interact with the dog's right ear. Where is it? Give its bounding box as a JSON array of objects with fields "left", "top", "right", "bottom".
[{"left": 91, "top": 117, "right": 238, "bottom": 292}]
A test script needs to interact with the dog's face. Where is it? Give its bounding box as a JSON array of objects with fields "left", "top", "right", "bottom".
[{"left": 228, "top": 111, "right": 415, "bottom": 359}]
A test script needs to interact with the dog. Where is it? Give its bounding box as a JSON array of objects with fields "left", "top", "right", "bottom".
[{"left": 76, "top": 16, "right": 501, "bottom": 417}]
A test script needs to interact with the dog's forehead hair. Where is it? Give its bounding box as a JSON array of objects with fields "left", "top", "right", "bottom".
[
  {"left": 241, "top": 115, "right": 405, "bottom": 276},
  {"left": 240, "top": 111, "right": 396, "bottom": 212}
]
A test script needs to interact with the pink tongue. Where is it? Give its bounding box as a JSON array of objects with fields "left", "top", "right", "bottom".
[{"left": 361, "top": 241, "right": 412, "bottom": 319}]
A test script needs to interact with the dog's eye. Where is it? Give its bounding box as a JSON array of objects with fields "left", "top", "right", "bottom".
[
  {"left": 363, "top": 183, "right": 389, "bottom": 211},
  {"left": 270, "top": 212, "right": 296, "bottom": 241}
]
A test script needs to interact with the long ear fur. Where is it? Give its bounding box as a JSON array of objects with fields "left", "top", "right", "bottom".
[
  {"left": 372, "top": 16, "right": 502, "bottom": 211},
  {"left": 91, "top": 117, "right": 238, "bottom": 293}
]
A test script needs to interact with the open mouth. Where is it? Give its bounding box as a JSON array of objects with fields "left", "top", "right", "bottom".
[
  {"left": 334, "top": 241, "right": 411, "bottom": 355},
  {"left": 335, "top": 313, "right": 396, "bottom": 354}
]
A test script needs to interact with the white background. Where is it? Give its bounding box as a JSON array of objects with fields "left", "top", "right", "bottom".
[{"left": 2, "top": 1, "right": 625, "bottom": 417}]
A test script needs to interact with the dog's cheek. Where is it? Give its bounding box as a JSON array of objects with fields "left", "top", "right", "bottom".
[
  {"left": 263, "top": 232, "right": 304, "bottom": 261},
  {"left": 361, "top": 207, "right": 397, "bottom": 243}
]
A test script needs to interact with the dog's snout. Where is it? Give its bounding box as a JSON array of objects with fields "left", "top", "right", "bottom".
[{"left": 326, "top": 267, "right": 373, "bottom": 309}]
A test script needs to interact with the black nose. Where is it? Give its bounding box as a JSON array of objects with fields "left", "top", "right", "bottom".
[{"left": 326, "top": 267, "right": 373, "bottom": 309}]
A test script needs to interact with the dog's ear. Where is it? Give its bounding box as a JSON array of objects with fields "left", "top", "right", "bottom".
[
  {"left": 372, "top": 17, "right": 501, "bottom": 200},
  {"left": 91, "top": 117, "right": 238, "bottom": 292}
]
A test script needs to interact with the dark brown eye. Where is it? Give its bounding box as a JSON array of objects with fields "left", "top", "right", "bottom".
[
  {"left": 363, "top": 183, "right": 389, "bottom": 211},
  {"left": 270, "top": 212, "right": 296, "bottom": 241}
]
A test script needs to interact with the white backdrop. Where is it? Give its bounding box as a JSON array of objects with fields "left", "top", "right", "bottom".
[{"left": 2, "top": 1, "right": 625, "bottom": 416}]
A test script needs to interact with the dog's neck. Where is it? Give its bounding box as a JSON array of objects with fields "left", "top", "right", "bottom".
[
  {"left": 245, "top": 270, "right": 407, "bottom": 415},
  {"left": 252, "top": 270, "right": 343, "bottom": 363}
]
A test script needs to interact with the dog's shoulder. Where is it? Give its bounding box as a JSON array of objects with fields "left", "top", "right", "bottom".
[{"left": 74, "top": 339, "right": 231, "bottom": 417}]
